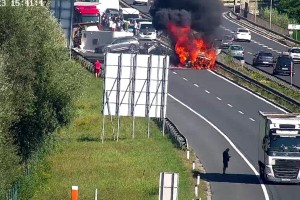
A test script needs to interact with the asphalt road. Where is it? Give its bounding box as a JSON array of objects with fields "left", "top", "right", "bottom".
[
  {"left": 167, "top": 69, "right": 300, "bottom": 200},
  {"left": 121, "top": 2, "right": 300, "bottom": 87},
  {"left": 117, "top": 1, "right": 300, "bottom": 200}
]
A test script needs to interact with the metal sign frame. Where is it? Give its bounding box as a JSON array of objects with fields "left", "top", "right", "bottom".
[{"left": 102, "top": 53, "right": 169, "bottom": 142}]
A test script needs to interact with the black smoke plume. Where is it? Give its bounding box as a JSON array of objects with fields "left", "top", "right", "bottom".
[{"left": 150, "top": 0, "right": 224, "bottom": 41}]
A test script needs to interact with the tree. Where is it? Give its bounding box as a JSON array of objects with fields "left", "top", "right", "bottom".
[
  {"left": 278, "top": 0, "right": 300, "bottom": 22},
  {"left": 0, "top": 5, "right": 87, "bottom": 162}
]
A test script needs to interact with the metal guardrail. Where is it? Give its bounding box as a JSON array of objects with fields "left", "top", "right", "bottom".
[
  {"left": 216, "top": 60, "right": 300, "bottom": 110},
  {"left": 230, "top": 10, "right": 300, "bottom": 46},
  {"left": 154, "top": 118, "right": 188, "bottom": 150}
]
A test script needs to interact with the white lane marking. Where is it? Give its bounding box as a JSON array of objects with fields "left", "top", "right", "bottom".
[
  {"left": 263, "top": 45, "right": 268, "bottom": 48},
  {"left": 194, "top": 84, "right": 199, "bottom": 87},
  {"left": 227, "top": 104, "right": 233, "bottom": 107},
  {"left": 205, "top": 90, "right": 210, "bottom": 94},
  {"left": 168, "top": 94, "right": 270, "bottom": 200},
  {"left": 207, "top": 70, "right": 288, "bottom": 113},
  {"left": 267, "top": 47, "right": 273, "bottom": 51},
  {"left": 183, "top": 77, "right": 188, "bottom": 81},
  {"left": 247, "top": 52, "right": 252, "bottom": 55},
  {"left": 216, "top": 97, "right": 222, "bottom": 101},
  {"left": 173, "top": 71, "right": 177, "bottom": 74},
  {"left": 223, "top": 12, "right": 289, "bottom": 48},
  {"left": 249, "top": 118, "right": 255, "bottom": 121},
  {"left": 238, "top": 111, "right": 244, "bottom": 115}
]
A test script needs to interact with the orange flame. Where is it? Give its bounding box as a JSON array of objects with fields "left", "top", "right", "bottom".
[{"left": 168, "top": 23, "right": 217, "bottom": 69}]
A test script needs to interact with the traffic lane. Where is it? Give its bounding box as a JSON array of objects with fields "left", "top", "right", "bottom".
[
  {"left": 168, "top": 69, "right": 300, "bottom": 200},
  {"left": 167, "top": 97, "right": 265, "bottom": 200},
  {"left": 221, "top": 13, "right": 288, "bottom": 53},
  {"left": 168, "top": 71, "right": 264, "bottom": 165},
  {"left": 170, "top": 69, "right": 286, "bottom": 120},
  {"left": 216, "top": 26, "right": 300, "bottom": 86}
]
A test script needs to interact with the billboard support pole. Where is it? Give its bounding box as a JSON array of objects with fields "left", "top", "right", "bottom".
[
  {"left": 161, "top": 56, "right": 168, "bottom": 136},
  {"left": 146, "top": 55, "right": 152, "bottom": 138},
  {"left": 116, "top": 54, "right": 123, "bottom": 142},
  {"left": 131, "top": 54, "right": 137, "bottom": 139}
]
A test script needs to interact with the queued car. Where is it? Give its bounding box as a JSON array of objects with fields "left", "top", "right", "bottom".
[
  {"left": 226, "top": 44, "right": 245, "bottom": 60},
  {"left": 287, "top": 47, "right": 300, "bottom": 63},
  {"left": 233, "top": 28, "right": 251, "bottom": 42},
  {"left": 133, "top": 0, "right": 149, "bottom": 6},
  {"left": 94, "top": 36, "right": 139, "bottom": 53},
  {"left": 252, "top": 51, "right": 274, "bottom": 67},
  {"left": 220, "top": 34, "right": 233, "bottom": 48},
  {"left": 273, "top": 54, "right": 295, "bottom": 76},
  {"left": 137, "top": 21, "right": 157, "bottom": 40}
]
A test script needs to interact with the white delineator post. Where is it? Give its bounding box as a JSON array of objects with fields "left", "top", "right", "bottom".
[
  {"left": 192, "top": 161, "right": 195, "bottom": 170},
  {"left": 197, "top": 174, "right": 200, "bottom": 185},
  {"left": 187, "top": 150, "right": 190, "bottom": 160}
]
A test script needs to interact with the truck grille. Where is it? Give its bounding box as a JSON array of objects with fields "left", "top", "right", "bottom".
[{"left": 273, "top": 159, "right": 300, "bottom": 179}]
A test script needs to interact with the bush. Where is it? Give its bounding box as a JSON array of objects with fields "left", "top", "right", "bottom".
[{"left": 259, "top": 8, "right": 296, "bottom": 28}]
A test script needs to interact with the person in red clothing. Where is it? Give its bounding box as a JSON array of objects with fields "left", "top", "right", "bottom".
[{"left": 94, "top": 60, "right": 101, "bottom": 77}]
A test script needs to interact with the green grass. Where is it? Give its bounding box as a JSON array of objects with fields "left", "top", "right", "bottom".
[{"left": 30, "top": 71, "right": 207, "bottom": 200}]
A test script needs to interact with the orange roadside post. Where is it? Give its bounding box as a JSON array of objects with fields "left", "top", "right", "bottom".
[{"left": 71, "top": 186, "right": 79, "bottom": 200}]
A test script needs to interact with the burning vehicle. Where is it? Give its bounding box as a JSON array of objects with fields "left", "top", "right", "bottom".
[{"left": 149, "top": 0, "right": 223, "bottom": 70}]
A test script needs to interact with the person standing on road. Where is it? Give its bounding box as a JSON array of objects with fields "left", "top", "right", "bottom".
[
  {"left": 94, "top": 60, "right": 101, "bottom": 78},
  {"left": 223, "top": 148, "right": 231, "bottom": 174}
]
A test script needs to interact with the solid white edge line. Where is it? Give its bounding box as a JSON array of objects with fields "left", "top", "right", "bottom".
[
  {"left": 168, "top": 93, "right": 270, "bottom": 200},
  {"left": 194, "top": 84, "right": 199, "bottom": 87},
  {"left": 207, "top": 70, "right": 288, "bottom": 113}
]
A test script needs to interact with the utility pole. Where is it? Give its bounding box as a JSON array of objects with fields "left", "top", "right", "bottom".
[{"left": 269, "top": 0, "right": 273, "bottom": 29}]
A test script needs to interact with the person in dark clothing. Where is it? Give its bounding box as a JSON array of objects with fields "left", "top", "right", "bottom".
[{"left": 223, "top": 148, "right": 231, "bottom": 174}]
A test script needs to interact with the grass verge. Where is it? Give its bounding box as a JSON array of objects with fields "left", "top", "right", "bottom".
[{"left": 29, "top": 71, "right": 207, "bottom": 200}]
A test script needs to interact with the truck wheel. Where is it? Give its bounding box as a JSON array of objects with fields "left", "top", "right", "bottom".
[
  {"left": 103, "top": 47, "right": 111, "bottom": 53},
  {"left": 129, "top": 45, "right": 137, "bottom": 52}
]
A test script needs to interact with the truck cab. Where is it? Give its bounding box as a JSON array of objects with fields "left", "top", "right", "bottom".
[
  {"left": 73, "top": 5, "right": 101, "bottom": 25},
  {"left": 258, "top": 111, "right": 300, "bottom": 183}
]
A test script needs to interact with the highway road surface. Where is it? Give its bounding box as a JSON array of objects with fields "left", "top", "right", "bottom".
[
  {"left": 117, "top": 1, "right": 300, "bottom": 199},
  {"left": 167, "top": 69, "right": 300, "bottom": 200},
  {"left": 122, "top": 1, "right": 300, "bottom": 88}
]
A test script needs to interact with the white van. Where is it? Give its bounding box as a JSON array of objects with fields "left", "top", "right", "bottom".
[{"left": 120, "top": 7, "right": 141, "bottom": 22}]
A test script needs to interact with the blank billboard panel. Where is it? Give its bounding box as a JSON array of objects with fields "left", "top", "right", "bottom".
[{"left": 103, "top": 53, "right": 169, "bottom": 118}]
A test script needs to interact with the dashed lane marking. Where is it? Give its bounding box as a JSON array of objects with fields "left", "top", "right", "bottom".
[
  {"left": 249, "top": 118, "right": 255, "bottom": 122},
  {"left": 194, "top": 84, "right": 199, "bottom": 87},
  {"left": 173, "top": 71, "right": 177, "bottom": 74},
  {"left": 216, "top": 97, "right": 222, "bottom": 101},
  {"left": 183, "top": 77, "right": 188, "bottom": 81},
  {"left": 227, "top": 104, "right": 233, "bottom": 107},
  {"left": 205, "top": 90, "right": 210, "bottom": 94},
  {"left": 238, "top": 111, "right": 244, "bottom": 115}
]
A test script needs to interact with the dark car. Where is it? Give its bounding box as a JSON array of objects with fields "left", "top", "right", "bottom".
[
  {"left": 273, "top": 55, "right": 295, "bottom": 76},
  {"left": 220, "top": 35, "right": 233, "bottom": 48},
  {"left": 95, "top": 37, "right": 139, "bottom": 53},
  {"left": 252, "top": 51, "right": 274, "bottom": 67}
]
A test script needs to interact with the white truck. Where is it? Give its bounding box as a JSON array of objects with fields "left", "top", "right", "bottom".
[{"left": 258, "top": 111, "right": 300, "bottom": 183}]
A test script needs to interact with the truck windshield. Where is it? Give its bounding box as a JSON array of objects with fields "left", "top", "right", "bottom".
[
  {"left": 81, "top": 15, "right": 99, "bottom": 23},
  {"left": 123, "top": 14, "right": 139, "bottom": 21},
  {"left": 269, "top": 134, "right": 300, "bottom": 152}
]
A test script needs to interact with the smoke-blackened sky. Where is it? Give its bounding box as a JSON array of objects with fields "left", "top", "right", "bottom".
[{"left": 149, "top": 0, "right": 224, "bottom": 38}]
